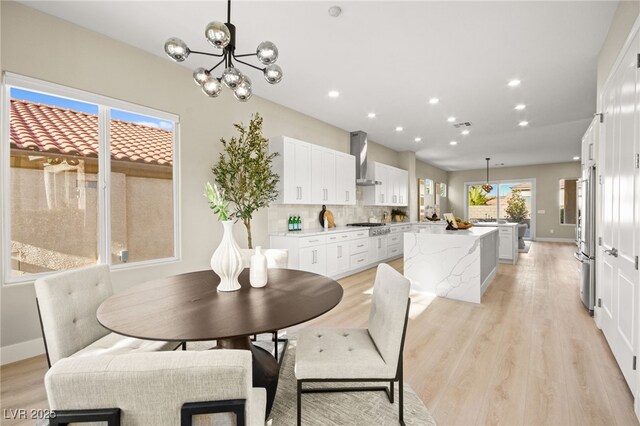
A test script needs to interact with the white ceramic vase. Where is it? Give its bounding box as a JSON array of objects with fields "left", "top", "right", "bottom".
[
  {"left": 250, "top": 246, "right": 268, "bottom": 288},
  {"left": 211, "top": 220, "right": 243, "bottom": 292}
]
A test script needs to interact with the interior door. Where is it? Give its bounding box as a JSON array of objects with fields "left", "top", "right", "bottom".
[{"left": 599, "top": 33, "right": 639, "bottom": 395}]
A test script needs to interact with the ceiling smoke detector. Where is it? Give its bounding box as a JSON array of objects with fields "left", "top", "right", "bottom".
[
  {"left": 328, "top": 6, "right": 342, "bottom": 17},
  {"left": 453, "top": 121, "right": 472, "bottom": 128}
]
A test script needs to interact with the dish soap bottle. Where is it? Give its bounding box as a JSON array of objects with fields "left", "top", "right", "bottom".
[{"left": 250, "top": 246, "right": 268, "bottom": 288}]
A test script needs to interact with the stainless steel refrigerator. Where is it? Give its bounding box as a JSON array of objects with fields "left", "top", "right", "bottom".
[{"left": 575, "top": 165, "right": 596, "bottom": 314}]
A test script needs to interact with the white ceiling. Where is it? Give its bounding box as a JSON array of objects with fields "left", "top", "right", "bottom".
[{"left": 19, "top": 1, "right": 617, "bottom": 171}]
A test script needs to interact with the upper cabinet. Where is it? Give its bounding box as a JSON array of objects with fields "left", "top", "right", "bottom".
[
  {"left": 270, "top": 136, "right": 356, "bottom": 205},
  {"left": 363, "top": 162, "right": 408, "bottom": 206},
  {"left": 581, "top": 117, "right": 597, "bottom": 168}
]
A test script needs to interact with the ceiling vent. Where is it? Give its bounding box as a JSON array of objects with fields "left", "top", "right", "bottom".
[{"left": 453, "top": 121, "right": 472, "bottom": 128}]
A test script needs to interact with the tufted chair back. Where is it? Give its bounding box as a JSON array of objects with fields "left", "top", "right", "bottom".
[
  {"left": 239, "top": 248, "right": 289, "bottom": 269},
  {"left": 367, "top": 263, "right": 411, "bottom": 370},
  {"left": 35, "top": 265, "right": 114, "bottom": 366}
]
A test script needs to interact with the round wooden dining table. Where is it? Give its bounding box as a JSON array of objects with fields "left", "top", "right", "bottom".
[{"left": 96, "top": 268, "right": 343, "bottom": 414}]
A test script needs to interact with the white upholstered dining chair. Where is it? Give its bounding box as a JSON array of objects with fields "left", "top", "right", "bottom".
[
  {"left": 294, "top": 263, "right": 411, "bottom": 425},
  {"left": 34, "top": 264, "right": 181, "bottom": 367},
  {"left": 45, "top": 349, "right": 265, "bottom": 426}
]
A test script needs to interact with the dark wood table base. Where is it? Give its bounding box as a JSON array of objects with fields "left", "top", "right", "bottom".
[{"left": 216, "top": 337, "right": 280, "bottom": 415}]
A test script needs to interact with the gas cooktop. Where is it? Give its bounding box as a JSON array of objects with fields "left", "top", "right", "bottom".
[{"left": 347, "top": 222, "right": 390, "bottom": 236}]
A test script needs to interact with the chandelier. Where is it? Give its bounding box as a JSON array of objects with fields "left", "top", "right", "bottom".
[
  {"left": 163, "top": 0, "right": 283, "bottom": 102},
  {"left": 482, "top": 158, "right": 493, "bottom": 192}
]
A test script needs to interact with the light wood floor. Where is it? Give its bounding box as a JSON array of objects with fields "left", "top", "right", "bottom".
[{"left": 1, "top": 242, "right": 637, "bottom": 425}]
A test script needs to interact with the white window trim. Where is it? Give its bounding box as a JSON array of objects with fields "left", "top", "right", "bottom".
[
  {"left": 463, "top": 178, "right": 537, "bottom": 240},
  {"left": 1, "top": 72, "right": 181, "bottom": 285}
]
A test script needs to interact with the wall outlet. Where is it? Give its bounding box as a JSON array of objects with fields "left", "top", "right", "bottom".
[
  {"left": 550, "top": 229, "right": 554, "bottom": 234},
  {"left": 537, "top": 210, "right": 546, "bottom": 214}
]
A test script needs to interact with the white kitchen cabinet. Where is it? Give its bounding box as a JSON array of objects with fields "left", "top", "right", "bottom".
[
  {"left": 311, "top": 146, "right": 336, "bottom": 204},
  {"left": 271, "top": 136, "right": 355, "bottom": 206},
  {"left": 270, "top": 136, "right": 312, "bottom": 204},
  {"left": 335, "top": 152, "right": 356, "bottom": 205},
  {"left": 299, "top": 245, "right": 326, "bottom": 275},
  {"left": 326, "top": 241, "right": 350, "bottom": 276},
  {"left": 363, "top": 162, "right": 409, "bottom": 206},
  {"left": 368, "top": 235, "right": 388, "bottom": 263},
  {"left": 499, "top": 234, "right": 512, "bottom": 259},
  {"left": 581, "top": 118, "right": 597, "bottom": 168}
]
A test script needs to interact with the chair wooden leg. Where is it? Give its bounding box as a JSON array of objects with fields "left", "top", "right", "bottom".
[
  {"left": 181, "top": 342, "right": 186, "bottom": 351},
  {"left": 389, "top": 380, "right": 394, "bottom": 403},
  {"left": 297, "top": 380, "right": 302, "bottom": 426}
]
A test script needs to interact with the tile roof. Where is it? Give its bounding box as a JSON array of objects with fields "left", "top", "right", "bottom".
[{"left": 10, "top": 99, "right": 173, "bottom": 166}]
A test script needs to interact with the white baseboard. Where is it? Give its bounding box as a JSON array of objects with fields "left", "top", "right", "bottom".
[
  {"left": 535, "top": 237, "right": 575, "bottom": 243},
  {"left": 0, "top": 337, "right": 45, "bottom": 365}
]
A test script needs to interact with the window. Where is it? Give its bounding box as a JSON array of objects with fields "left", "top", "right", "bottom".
[
  {"left": 465, "top": 179, "right": 535, "bottom": 239},
  {"left": 2, "top": 74, "right": 179, "bottom": 283}
]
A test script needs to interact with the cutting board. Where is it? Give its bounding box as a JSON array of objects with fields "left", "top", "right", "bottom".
[{"left": 318, "top": 205, "right": 336, "bottom": 228}]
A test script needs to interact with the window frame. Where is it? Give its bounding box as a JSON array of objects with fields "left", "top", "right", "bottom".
[
  {"left": 1, "top": 72, "right": 181, "bottom": 285},
  {"left": 463, "top": 178, "right": 537, "bottom": 240}
]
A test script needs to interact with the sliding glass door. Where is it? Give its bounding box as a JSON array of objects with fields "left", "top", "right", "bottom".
[{"left": 465, "top": 179, "right": 535, "bottom": 240}]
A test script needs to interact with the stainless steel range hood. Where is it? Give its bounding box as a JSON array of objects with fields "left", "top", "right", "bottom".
[{"left": 350, "top": 131, "right": 381, "bottom": 186}]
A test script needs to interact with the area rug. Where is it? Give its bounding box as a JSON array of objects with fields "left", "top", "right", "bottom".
[{"left": 267, "top": 340, "right": 437, "bottom": 426}]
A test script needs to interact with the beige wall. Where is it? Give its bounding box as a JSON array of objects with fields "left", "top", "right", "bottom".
[
  {"left": 0, "top": 2, "right": 447, "bottom": 352},
  {"left": 447, "top": 162, "right": 581, "bottom": 239}
]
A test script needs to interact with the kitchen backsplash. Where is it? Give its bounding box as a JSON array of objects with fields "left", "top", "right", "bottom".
[{"left": 268, "top": 187, "right": 408, "bottom": 233}]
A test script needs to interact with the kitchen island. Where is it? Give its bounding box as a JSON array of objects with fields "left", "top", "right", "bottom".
[{"left": 404, "top": 226, "right": 499, "bottom": 304}]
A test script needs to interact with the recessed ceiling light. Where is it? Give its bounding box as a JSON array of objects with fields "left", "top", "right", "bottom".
[
  {"left": 328, "top": 90, "right": 340, "bottom": 98},
  {"left": 461, "top": 130, "right": 470, "bottom": 135},
  {"left": 328, "top": 6, "right": 342, "bottom": 17},
  {"left": 573, "top": 156, "right": 580, "bottom": 161},
  {"left": 367, "top": 112, "right": 376, "bottom": 119},
  {"left": 508, "top": 79, "right": 521, "bottom": 87},
  {"left": 429, "top": 98, "right": 439, "bottom": 104},
  {"left": 515, "top": 104, "right": 526, "bottom": 110},
  {"left": 447, "top": 117, "right": 455, "bottom": 122},
  {"left": 518, "top": 121, "right": 529, "bottom": 127},
  {"left": 414, "top": 137, "right": 422, "bottom": 142},
  {"left": 449, "top": 141, "right": 458, "bottom": 146},
  {"left": 395, "top": 126, "right": 403, "bottom": 132}
]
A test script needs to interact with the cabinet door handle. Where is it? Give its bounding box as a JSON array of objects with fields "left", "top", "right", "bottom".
[
  {"left": 378, "top": 238, "right": 381, "bottom": 248},
  {"left": 346, "top": 190, "right": 349, "bottom": 202},
  {"left": 604, "top": 248, "right": 618, "bottom": 257},
  {"left": 338, "top": 246, "right": 342, "bottom": 258},
  {"left": 300, "top": 187, "right": 303, "bottom": 200}
]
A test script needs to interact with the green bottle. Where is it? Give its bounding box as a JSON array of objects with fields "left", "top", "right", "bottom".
[
  {"left": 295, "top": 216, "right": 301, "bottom": 231},
  {"left": 288, "top": 215, "right": 293, "bottom": 232}
]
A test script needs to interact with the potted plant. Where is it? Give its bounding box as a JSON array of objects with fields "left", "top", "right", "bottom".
[
  {"left": 505, "top": 188, "right": 529, "bottom": 249},
  {"left": 391, "top": 208, "right": 407, "bottom": 223},
  {"left": 212, "top": 113, "right": 279, "bottom": 249}
]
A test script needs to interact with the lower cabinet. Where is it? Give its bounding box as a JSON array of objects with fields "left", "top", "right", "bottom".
[
  {"left": 387, "top": 244, "right": 402, "bottom": 258},
  {"left": 326, "top": 241, "right": 350, "bottom": 276},
  {"left": 368, "top": 236, "right": 388, "bottom": 263},
  {"left": 498, "top": 227, "right": 516, "bottom": 263},
  {"left": 299, "top": 245, "right": 326, "bottom": 275}
]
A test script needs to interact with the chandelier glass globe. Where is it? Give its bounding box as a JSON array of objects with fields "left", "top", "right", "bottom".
[
  {"left": 202, "top": 77, "right": 223, "bottom": 97},
  {"left": 193, "top": 68, "right": 210, "bottom": 86},
  {"left": 164, "top": 37, "right": 190, "bottom": 62},
  {"left": 256, "top": 41, "right": 278, "bottom": 65},
  {"left": 205, "top": 21, "right": 231, "bottom": 49},
  {"left": 222, "top": 67, "right": 243, "bottom": 89},
  {"left": 263, "top": 64, "right": 283, "bottom": 84},
  {"left": 234, "top": 77, "right": 252, "bottom": 102}
]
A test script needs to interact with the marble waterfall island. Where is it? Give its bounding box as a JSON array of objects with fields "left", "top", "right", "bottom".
[{"left": 404, "top": 227, "right": 499, "bottom": 304}]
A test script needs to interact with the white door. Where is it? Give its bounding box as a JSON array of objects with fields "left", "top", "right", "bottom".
[
  {"left": 311, "top": 146, "right": 324, "bottom": 204},
  {"left": 398, "top": 169, "right": 408, "bottom": 206},
  {"left": 322, "top": 149, "right": 336, "bottom": 204},
  {"left": 599, "top": 32, "right": 639, "bottom": 395},
  {"left": 282, "top": 139, "right": 298, "bottom": 203},
  {"left": 375, "top": 163, "right": 389, "bottom": 205}
]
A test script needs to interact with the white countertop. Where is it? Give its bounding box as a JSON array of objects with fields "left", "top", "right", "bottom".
[
  {"left": 411, "top": 226, "right": 499, "bottom": 238},
  {"left": 472, "top": 222, "right": 520, "bottom": 227},
  {"left": 269, "top": 221, "right": 417, "bottom": 237}
]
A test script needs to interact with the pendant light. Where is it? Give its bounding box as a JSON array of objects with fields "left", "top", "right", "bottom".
[
  {"left": 482, "top": 158, "right": 493, "bottom": 192},
  {"left": 164, "top": 0, "right": 283, "bottom": 102}
]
